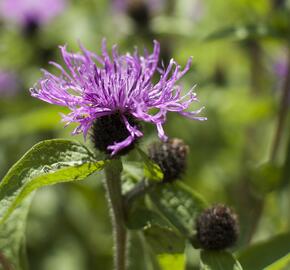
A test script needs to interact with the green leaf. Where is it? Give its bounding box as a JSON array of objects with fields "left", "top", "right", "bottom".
[
  {"left": 128, "top": 232, "right": 161, "bottom": 270},
  {"left": 200, "top": 250, "right": 243, "bottom": 270},
  {"left": 123, "top": 162, "right": 144, "bottom": 182},
  {"left": 0, "top": 139, "right": 105, "bottom": 225},
  {"left": 137, "top": 149, "right": 163, "bottom": 182},
  {"left": 122, "top": 162, "right": 144, "bottom": 194},
  {"left": 149, "top": 182, "right": 207, "bottom": 238},
  {"left": 126, "top": 208, "right": 170, "bottom": 230},
  {"left": 0, "top": 196, "right": 33, "bottom": 270},
  {"left": 157, "top": 253, "right": 185, "bottom": 270},
  {"left": 265, "top": 253, "right": 290, "bottom": 270},
  {"left": 143, "top": 225, "right": 185, "bottom": 254},
  {"left": 238, "top": 232, "right": 290, "bottom": 270}
]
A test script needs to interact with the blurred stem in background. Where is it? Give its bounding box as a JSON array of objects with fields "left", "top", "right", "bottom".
[
  {"left": 231, "top": 39, "right": 266, "bottom": 247},
  {"left": 272, "top": 0, "right": 286, "bottom": 9},
  {"left": 127, "top": 0, "right": 174, "bottom": 65},
  {"left": 241, "top": 42, "right": 290, "bottom": 245},
  {"left": 248, "top": 40, "right": 265, "bottom": 96},
  {"left": 104, "top": 159, "right": 127, "bottom": 270},
  {"left": 270, "top": 46, "right": 290, "bottom": 162},
  {"left": 0, "top": 252, "right": 13, "bottom": 270}
]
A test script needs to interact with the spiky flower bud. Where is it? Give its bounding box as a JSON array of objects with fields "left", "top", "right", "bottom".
[
  {"left": 91, "top": 112, "right": 141, "bottom": 156},
  {"left": 196, "top": 204, "right": 239, "bottom": 250},
  {"left": 148, "top": 138, "right": 189, "bottom": 182}
]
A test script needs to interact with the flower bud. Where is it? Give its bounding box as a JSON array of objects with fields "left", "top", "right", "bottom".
[
  {"left": 196, "top": 204, "right": 239, "bottom": 250},
  {"left": 148, "top": 138, "right": 189, "bottom": 182}
]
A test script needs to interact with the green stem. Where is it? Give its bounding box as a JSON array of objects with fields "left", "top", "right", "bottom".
[{"left": 104, "top": 159, "right": 127, "bottom": 270}]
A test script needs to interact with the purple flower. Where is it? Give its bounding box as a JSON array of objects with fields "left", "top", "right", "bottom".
[
  {"left": 274, "top": 57, "right": 288, "bottom": 78},
  {"left": 0, "top": 0, "right": 66, "bottom": 27},
  {"left": 31, "top": 40, "right": 206, "bottom": 155},
  {"left": 0, "top": 71, "right": 19, "bottom": 97}
]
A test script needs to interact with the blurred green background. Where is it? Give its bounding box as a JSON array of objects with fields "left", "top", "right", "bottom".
[{"left": 0, "top": 0, "right": 289, "bottom": 269}]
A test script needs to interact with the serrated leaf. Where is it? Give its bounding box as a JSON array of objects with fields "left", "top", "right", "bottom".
[
  {"left": 0, "top": 196, "right": 33, "bottom": 270},
  {"left": 157, "top": 253, "right": 185, "bottom": 270},
  {"left": 0, "top": 139, "right": 105, "bottom": 225},
  {"left": 200, "top": 251, "right": 243, "bottom": 270},
  {"left": 150, "top": 182, "right": 207, "bottom": 238},
  {"left": 137, "top": 149, "right": 163, "bottom": 182},
  {"left": 238, "top": 232, "right": 290, "bottom": 270}
]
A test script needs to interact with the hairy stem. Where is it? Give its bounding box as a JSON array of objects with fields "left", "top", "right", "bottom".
[{"left": 104, "top": 159, "right": 127, "bottom": 270}]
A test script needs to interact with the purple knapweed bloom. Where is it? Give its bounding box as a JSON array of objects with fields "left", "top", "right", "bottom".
[
  {"left": 0, "top": 0, "right": 66, "bottom": 27},
  {"left": 0, "top": 71, "right": 19, "bottom": 97},
  {"left": 31, "top": 41, "right": 206, "bottom": 155}
]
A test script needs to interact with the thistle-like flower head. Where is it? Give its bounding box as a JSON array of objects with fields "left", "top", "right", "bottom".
[
  {"left": 0, "top": 0, "right": 66, "bottom": 27},
  {"left": 31, "top": 40, "right": 206, "bottom": 155}
]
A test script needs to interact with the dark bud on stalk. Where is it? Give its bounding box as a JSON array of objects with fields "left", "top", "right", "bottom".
[
  {"left": 91, "top": 112, "right": 141, "bottom": 156},
  {"left": 148, "top": 138, "right": 189, "bottom": 182},
  {"left": 23, "top": 17, "right": 39, "bottom": 38},
  {"left": 127, "top": 0, "right": 150, "bottom": 30},
  {"left": 196, "top": 204, "right": 239, "bottom": 250},
  {"left": 213, "top": 64, "right": 227, "bottom": 87}
]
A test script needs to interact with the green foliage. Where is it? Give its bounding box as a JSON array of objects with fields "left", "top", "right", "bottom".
[
  {"left": 128, "top": 233, "right": 161, "bottom": 270},
  {"left": 0, "top": 139, "right": 105, "bottom": 269},
  {"left": 238, "top": 232, "right": 290, "bottom": 270},
  {"left": 0, "top": 139, "right": 105, "bottom": 224},
  {"left": 251, "top": 163, "right": 282, "bottom": 193},
  {"left": 126, "top": 207, "right": 169, "bottom": 230},
  {"left": 0, "top": 196, "right": 33, "bottom": 270},
  {"left": 157, "top": 253, "right": 185, "bottom": 270},
  {"left": 150, "top": 182, "right": 207, "bottom": 239},
  {"left": 143, "top": 225, "right": 185, "bottom": 254},
  {"left": 200, "top": 250, "right": 243, "bottom": 270},
  {"left": 1, "top": 0, "right": 290, "bottom": 268},
  {"left": 137, "top": 149, "right": 164, "bottom": 182},
  {"left": 0, "top": 107, "right": 64, "bottom": 140},
  {"left": 265, "top": 253, "right": 290, "bottom": 270}
]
